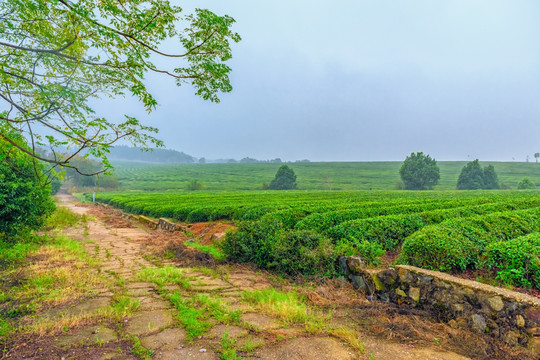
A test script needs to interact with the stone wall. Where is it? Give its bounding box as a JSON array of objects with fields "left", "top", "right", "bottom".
[
  {"left": 136, "top": 215, "right": 158, "bottom": 230},
  {"left": 158, "top": 218, "right": 184, "bottom": 232},
  {"left": 127, "top": 213, "right": 183, "bottom": 233},
  {"left": 340, "top": 256, "right": 540, "bottom": 354}
]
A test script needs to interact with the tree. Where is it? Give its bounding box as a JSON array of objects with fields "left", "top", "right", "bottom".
[
  {"left": 482, "top": 164, "right": 500, "bottom": 189},
  {"left": 457, "top": 160, "right": 484, "bottom": 190},
  {"left": 0, "top": 0, "right": 240, "bottom": 177},
  {"left": 535, "top": 153, "right": 540, "bottom": 163},
  {"left": 0, "top": 125, "right": 55, "bottom": 241},
  {"left": 457, "top": 160, "right": 499, "bottom": 190},
  {"left": 517, "top": 178, "right": 536, "bottom": 190},
  {"left": 268, "top": 165, "right": 298, "bottom": 190},
  {"left": 399, "top": 152, "right": 440, "bottom": 190}
]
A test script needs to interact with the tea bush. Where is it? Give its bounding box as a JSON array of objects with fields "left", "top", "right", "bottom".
[{"left": 483, "top": 233, "right": 540, "bottom": 288}]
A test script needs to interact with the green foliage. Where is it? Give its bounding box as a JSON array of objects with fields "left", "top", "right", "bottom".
[
  {"left": 399, "top": 208, "right": 540, "bottom": 271},
  {"left": 457, "top": 160, "right": 499, "bottom": 190},
  {"left": 335, "top": 238, "right": 385, "bottom": 265},
  {"left": 50, "top": 175, "right": 62, "bottom": 195},
  {"left": 483, "top": 233, "right": 540, "bottom": 288},
  {"left": 66, "top": 157, "right": 119, "bottom": 189},
  {"left": 457, "top": 160, "right": 484, "bottom": 190},
  {"left": 219, "top": 331, "right": 242, "bottom": 360},
  {"left": 483, "top": 165, "right": 500, "bottom": 189},
  {"left": 399, "top": 152, "right": 440, "bottom": 190},
  {"left": 241, "top": 288, "right": 310, "bottom": 324},
  {"left": 0, "top": 235, "right": 44, "bottom": 268},
  {"left": 0, "top": 127, "right": 55, "bottom": 241},
  {"left": 268, "top": 165, "right": 298, "bottom": 190},
  {"left": 222, "top": 219, "right": 337, "bottom": 276},
  {"left": 45, "top": 206, "right": 81, "bottom": 230},
  {"left": 517, "top": 178, "right": 536, "bottom": 190},
  {"left": 185, "top": 242, "right": 226, "bottom": 261},
  {"left": 127, "top": 335, "right": 154, "bottom": 360},
  {"left": 168, "top": 292, "right": 240, "bottom": 339},
  {"left": 111, "top": 161, "right": 538, "bottom": 191},
  {"left": 110, "top": 296, "right": 140, "bottom": 320},
  {"left": 186, "top": 179, "right": 204, "bottom": 191},
  {"left": 138, "top": 266, "right": 192, "bottom": 289},
  {"left": 0, "top": 0, "right": 240, "bottom": 172}
]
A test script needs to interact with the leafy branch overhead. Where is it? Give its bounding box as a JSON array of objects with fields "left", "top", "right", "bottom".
[{"left": 0, "top": 0, "right": 241, "bottom": 176}]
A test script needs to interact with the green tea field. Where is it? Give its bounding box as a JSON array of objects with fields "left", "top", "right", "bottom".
[
  {"left": 94, "top": 189, "right": 540, "bottom": 290},
  {"left": 111, "top": 161, "right": 539, "bottom": 191}
]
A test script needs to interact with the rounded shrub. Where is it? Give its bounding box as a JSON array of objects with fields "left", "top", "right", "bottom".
[{"left": 483, "top": 233, "right": 540, "bottom": 288}]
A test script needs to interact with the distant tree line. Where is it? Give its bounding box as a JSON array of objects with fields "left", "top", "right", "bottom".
[
  {"left": 109, "top": 146, "right": 196, "bottom": 164},
  {"left": 399, "top": 152, "right": 536, "bottom": 190}
]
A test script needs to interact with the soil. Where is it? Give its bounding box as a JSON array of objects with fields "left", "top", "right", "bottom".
[{"left": 3, "top": 194, "right": 538, "bottom": 360}]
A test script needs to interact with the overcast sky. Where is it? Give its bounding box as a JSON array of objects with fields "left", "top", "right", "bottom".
[{"left": 97, "top": 1, "right": 540, "bottom": 162}]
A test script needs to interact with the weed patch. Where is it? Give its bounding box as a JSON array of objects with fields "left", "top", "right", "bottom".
[
  {"left": 168, "top": 291, "right": 241, "bottom": 339},
  {"left": 45, "top": 206, "right": 81, "bottom": 230},
  {"left": 138, "top": 266, "right": 192, "bottom": 289},
  {"left": 219, "top": 331, "right": 242, "bottom": 360},
  {"left": 241, "top": 288, "right": 327, "bottom": 332}
]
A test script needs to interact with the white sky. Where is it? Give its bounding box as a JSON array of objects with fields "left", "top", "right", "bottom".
[{"left": 95, "top": 1, "right": 540, "bottom": 162}]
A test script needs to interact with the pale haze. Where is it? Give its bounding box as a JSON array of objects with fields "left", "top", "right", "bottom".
[{"left": 95, "top": 1, "right": 540, "bottom": 162}]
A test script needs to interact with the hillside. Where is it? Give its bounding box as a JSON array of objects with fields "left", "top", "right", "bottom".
[
  {"left": 109, "top": 146, "right": 196, "bottom": 164},
  {"left": 111, "top": 161, "right": 539, "bottom": 191}
]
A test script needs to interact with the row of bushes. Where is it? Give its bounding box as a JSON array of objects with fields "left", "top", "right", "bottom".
[
  {"left": 399, "top": 208, "right": 540, "bottom": 272},
  {"left": 326, "top": 199, "right": 540, "bottom": 250},
  {"left": 222, "top": 202, "right": 540, "bottom": 279},
  {"left": 293, "top": 197, "right": 486, "bottom": 233},
  {"left": 94, "top": 192, "right": 474, "bottom": 224}
]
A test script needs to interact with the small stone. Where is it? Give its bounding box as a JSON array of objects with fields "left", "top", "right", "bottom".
[
  {"left": 398, "top": 268, "right": 411, "bottom": 283},
  {"left": 338, "top": 256, "right": 350, "bottom": 275},
  {"left": 395, "top": 288, "right": 406, "bottom": 297},
  {"left": 525, "top": 308, "right": 540, "bottom": 325},
  {"left": 471, "top": 314, "right": 487, "bottom": 334},
  {"left": 372, "top": 274, "right": 385, "bottom": 291},
  {"left": 516, "top": 315, "right": 525, "bottom": 328},
  {"left": 487, "top": 296, "right": 504, "bottom": 312},
  {"left": 346, "top": 256, "right": 365, "bottom": 274},
  {"left": 200, "top": 348, "right": 207, "bottom": 353},
  {"left": 408, "top": 287, "right": 420, "bottom": 302},
  {"left": 532, "top": 336, "right": 540, "bottom": 355},
  {"left": 456, "top": 317, "right": 468, "bottom": 329},
  {"left": 350, "top": 275, "right": 367, "bottom": 292},
  {"left": 503, "top": 330, "right": 520, "bottom": 346}
]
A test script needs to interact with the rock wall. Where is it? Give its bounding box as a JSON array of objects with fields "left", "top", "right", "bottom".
[
  {"left": 158, "top": 218, "right": 183, "bottom": 232},
  {"left": 127, "top": 213, "right": 183, "bottom": 233},
  {"left": 340, "top": 256, "right": 540, "bottom": 354},
  {"left": 137, "top": 215, "right": 158, "bottom": 230}
]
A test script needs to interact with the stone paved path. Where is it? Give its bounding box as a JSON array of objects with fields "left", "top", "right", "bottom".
[{"left": 36, "top": 194, "right": 476, "bottom": 360}]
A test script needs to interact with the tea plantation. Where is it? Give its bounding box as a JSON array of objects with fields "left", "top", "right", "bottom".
[{"left": 93, "top": 189, "right": 540, "bottom": 289}]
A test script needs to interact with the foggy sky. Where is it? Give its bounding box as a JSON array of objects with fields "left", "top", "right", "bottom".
[{"left": 96, "top": 1, "right": 540, "bottom": 162}]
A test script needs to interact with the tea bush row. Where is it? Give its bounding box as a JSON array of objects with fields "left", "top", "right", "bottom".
[{"left": 399, "top": 208, "right": 540, "bottom": 272}]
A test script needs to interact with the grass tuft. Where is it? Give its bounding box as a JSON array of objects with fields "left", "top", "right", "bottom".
[
  {"left": 45, "top": 206, "right": 81, "bottom": 230},
  {"left": 138, "top": 266, "right": 192, "bottom": 289}
]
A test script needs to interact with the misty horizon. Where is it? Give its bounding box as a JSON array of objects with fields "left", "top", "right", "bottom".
[{"left": 94, "top": 1, "right": 540, "bottom": 163}]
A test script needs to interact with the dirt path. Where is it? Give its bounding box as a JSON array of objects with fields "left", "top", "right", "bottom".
[{"left": 7, "top": 195, "right": 516, "bottom": 359}]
